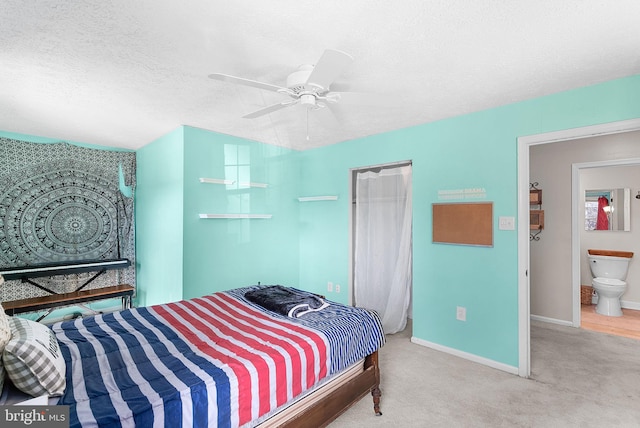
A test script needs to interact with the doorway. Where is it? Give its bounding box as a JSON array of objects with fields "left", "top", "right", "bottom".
[
  {"left": 349, "top": 161, "right": 413, "bottom": 335},
  {"left": 517, "top": 118, "right": 640, "bottom": 378},
  {"left": 575, "top": 160, "right": 640, "bottom": 340}
]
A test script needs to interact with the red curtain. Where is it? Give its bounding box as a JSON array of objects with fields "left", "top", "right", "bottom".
[{"left": 596, "top": 196, "right": 609, "bottom": 230}]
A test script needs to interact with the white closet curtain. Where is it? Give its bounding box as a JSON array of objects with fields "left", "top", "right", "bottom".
[{"left": 354, "top": 165, "right": 412, "bottom": 334}]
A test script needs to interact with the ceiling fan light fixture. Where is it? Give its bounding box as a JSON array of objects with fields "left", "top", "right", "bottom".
[{"left": 300, "top": 94, "right": 316, "bottom": 108}]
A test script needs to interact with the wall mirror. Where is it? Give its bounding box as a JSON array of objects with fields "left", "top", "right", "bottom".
[{"left": 584, "top": 188, "right": 630, "bottom": 231}]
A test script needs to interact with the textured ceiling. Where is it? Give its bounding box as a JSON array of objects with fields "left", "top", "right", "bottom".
[{"left": 1, "top": 1, "right": 639, "bottom": 151}]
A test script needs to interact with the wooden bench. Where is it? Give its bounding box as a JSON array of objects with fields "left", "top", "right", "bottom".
[{"left": 3, "top": 284, "right": 134, "bottom": 321}]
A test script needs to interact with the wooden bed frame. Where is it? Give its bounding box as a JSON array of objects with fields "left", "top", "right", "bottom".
[
  {"left": 275, "top": 350, "right": 382, "bottom": 427},
  {"left": 0, "top": 348, "right": 382, "bottom": 427}
]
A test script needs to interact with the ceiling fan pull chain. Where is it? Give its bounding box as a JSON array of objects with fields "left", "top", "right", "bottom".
[{"left": 306, "top": 108, "right": 310, "bottom": 141}]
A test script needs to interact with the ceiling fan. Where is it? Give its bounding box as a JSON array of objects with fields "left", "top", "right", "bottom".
[{"left": 209, "top": 49, "right": 370, "bottom": 129}]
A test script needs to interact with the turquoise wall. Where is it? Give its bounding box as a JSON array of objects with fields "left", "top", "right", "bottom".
[
  {"left": 136, "top": 127, "right": 185, "bottom": 306},
  {"left": 135, "top": 126, "right": 300, "bottom": 303},
  {"left": 180, "top": 127, "right": 300, "bottom": 299},
  {"left": 296, "top": 74, "right": 640, "bottom": 368}
]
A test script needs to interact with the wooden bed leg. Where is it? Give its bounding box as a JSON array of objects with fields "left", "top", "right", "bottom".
[
  {"left": 368, "top": 350, "right": 382, "bottom": 416},
  {"left": 371, "top": 385, "right": 382, "bottom": 416}
]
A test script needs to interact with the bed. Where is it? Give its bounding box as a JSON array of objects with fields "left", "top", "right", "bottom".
[{"left": 1, "top": 285, "right": 385, "bottom": 427}]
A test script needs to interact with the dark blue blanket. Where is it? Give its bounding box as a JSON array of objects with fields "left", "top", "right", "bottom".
[{"left": 244, "top": 285, "right": 329, "bottom": 318}]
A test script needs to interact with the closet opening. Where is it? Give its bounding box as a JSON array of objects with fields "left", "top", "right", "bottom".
[{"left": 349, "top": 161, "right": 413, "bottom": 335}]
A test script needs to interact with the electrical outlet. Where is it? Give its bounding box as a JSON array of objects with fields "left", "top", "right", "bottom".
[
  {"left": 335, "top": 284, "right": 341, "bottom": 293},
  {"left": 327, "top": 282, "right": 333, "bottom": 292},
  {"left": 456, "top": 306, "right": 466, "bottom": 321}
]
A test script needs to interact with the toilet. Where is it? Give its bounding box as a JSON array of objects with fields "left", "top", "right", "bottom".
[{"left": 587, "top": 249, "right": 634, "bottom": 317}]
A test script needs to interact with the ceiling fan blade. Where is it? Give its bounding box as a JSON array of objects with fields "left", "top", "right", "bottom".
[
  {"left": 328, "top": 91, "right": 402, "bottom": 107},
  {"left": 311, "top": 103, "right": 340, "bottom": 128},
  {"left": 242, "top": 100, "right": 297, "bottom": 119},
  {"left": 306, "top": 49, "right": 353, "bottom": 90},
  {"left": 209, "top": 73, "right": 287, "bottom": 93}
]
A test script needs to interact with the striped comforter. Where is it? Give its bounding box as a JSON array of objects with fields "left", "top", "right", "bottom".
[{"left": 51, "top": 286, "right": 385, "bottom": 428}]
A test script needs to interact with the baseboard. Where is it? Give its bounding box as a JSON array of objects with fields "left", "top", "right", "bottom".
[
  {"left": 410, "top": 336, "right": 519, "bottom": 375},
  {"left": 530, "top": 314, "right": 573, "bottom": 327},
  {"left": 589, "top": 297, "right": 640, "bottom": 311},
  {"left": 621, "top": 300, "right": 640, "bottom": 311}
]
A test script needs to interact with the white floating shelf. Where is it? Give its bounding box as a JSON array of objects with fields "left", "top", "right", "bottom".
[
  {"left": 199, "top": 178, "right": 235, "bottom": 185},
  {"left": 239, "top": 182, "right": 268, "bottom": 188},
  {"left": 297, "top": 196, "right": 339, "bottom": 202},
  {"left": 199, "top": 178, "right": 268, "bottom": 188},
  {"left": 199, "top": 214, "right": 272, "bottom": 219}
]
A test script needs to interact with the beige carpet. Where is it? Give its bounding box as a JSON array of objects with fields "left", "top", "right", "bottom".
[{"left": 329, "top": 320, "right": 640, "bottom": 427}]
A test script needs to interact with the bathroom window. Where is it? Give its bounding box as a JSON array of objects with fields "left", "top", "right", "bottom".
[{"left": 585, "top": 199, "right": 599, "bottom": 230}]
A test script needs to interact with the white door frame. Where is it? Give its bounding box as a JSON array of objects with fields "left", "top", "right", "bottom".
[{"left": 517, "top": 118, "right": 640, "bottom": 378}]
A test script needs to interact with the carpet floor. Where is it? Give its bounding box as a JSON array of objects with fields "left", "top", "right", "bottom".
[{"left": 329, "top": 320, "right": 640, "bottom": 427}]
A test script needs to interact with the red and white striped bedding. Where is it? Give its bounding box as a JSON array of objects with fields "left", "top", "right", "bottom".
[{"left": 52, "top": 285, "right": 385, "bottom": 427}]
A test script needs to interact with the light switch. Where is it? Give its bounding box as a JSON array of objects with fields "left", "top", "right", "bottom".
[{"left": 499, "top": 216, "right": 515, "bottom": 230}]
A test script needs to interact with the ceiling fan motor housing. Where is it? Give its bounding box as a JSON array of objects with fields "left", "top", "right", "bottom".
[
  {"left": 287, "top": 65, "right": 319, "bottom": 93},
  {"left": 287, "top": 65, "right": 322, "bottom": 108}
]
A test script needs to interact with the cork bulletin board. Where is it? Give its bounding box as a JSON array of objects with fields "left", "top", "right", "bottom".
[{"left": 432, "top": 202, "right": 493, "bottom": 247}]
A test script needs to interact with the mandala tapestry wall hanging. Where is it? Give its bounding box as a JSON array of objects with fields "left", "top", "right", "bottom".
[{"left": 0, "top": 138, "right": 136, "bottom": 302}]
